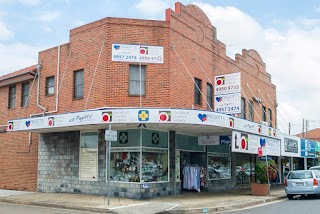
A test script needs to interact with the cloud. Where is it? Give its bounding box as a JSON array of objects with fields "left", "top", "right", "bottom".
[
  {"left": 134, "top": 0, "right": 169, "bottom": 18},
  {"left": 18, "top": 0, "right": 40, "bottom": 6},
  {"left": 0, "top": 21, "right": 14, "bottom": 41},
  {"left": 0, "top": 42, "right": 39, "bottom": 76},
  {"left": 34, "top": 11, "right": 60, "bottom": 22},
  {"left": 193, "top": 2, "right": 320, "bottom": 134},
  {"left": 314, "top": 6, "right": 320, "bottom": 13}
]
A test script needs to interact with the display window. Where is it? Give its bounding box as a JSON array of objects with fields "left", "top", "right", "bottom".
[
  {"left": 110, "top": 149, "right": 140, "bottom": 182},
  {"left": 109, "top": 129, "right": 169, "bottom": 183},
  {"left": 141, "top": 148, "right": 168, "bottom": 182},
  {"left": 207, "top": 153, "right": 231, "bottom": 180}
]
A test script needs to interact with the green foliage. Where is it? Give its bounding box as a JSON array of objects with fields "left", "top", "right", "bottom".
[{"left": 255, "top": 159, "right": 278, "bottom": 184}]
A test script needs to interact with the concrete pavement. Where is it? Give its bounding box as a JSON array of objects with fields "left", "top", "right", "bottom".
[{"left": 0, "top": 185, "right": 287, "bottom": 213}]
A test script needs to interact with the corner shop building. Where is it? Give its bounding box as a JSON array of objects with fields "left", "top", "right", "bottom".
[{"left": 2, "top": 2, "right": 280, "bottom": 199}]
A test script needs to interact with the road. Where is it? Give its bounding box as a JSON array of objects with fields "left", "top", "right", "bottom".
[
  {"left": 0, "top": 202, "right": 103, "bottom": 214},
  {"left": 223, "top": 195, "right": 320, "bottom": 214}
]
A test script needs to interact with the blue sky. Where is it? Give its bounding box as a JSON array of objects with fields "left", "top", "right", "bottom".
[{"left": 1, "top": 0, "right": 320, "bottom": 134}]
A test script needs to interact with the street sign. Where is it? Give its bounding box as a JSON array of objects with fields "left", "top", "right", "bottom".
[{"left": 105, "top": 130, "right": 117, "bottom": 141}]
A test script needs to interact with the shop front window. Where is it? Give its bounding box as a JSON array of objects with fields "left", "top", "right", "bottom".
[
  {"left": 208, "top": 153, "right": 231, "bottom": 180},
  {"left": 141, "top": 149, "right": 168, "bottom": 182},
  {"left": 110, "top": 150, "right": 140, "bottom": 182},
  {"left": 110, "top": 129, "right": 169, "bottom": 183}
]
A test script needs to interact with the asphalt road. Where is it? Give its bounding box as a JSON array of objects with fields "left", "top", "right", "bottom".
[
  {"left": 0, "top": 202, "right": 102, "bottom": 214},
  {"left": 223, "top": 195, "right": 320, "bottom": 214}
]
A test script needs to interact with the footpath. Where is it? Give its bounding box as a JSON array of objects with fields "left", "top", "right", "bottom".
[{"left": 0, "top": 185, "right": 287, "bottom": 214}]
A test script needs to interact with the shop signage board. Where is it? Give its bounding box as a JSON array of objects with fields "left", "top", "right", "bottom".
[
  {"left": 112, "top": 44, "right": 163, "bottom": 64},
  {"left": 214, "top": 93, "right": 241, "bottom": 114},
  {"left": 214, "top": 73, "right": 241, "bottom": 95},
  {"left": 7, "top": 108, "right": 280, "bottom": 139},
  {"left": 301, "top": 138, "right": 316, "bottom": 158},
  {"left": 232, "top": 131, "right": 280, "bottom": 156},
  {"left": 79, "top": 148, "right": 98, "bottom": 181},
  {"left": 316, "top": 142, "right": 320, "bottom": 158},
  {"left": 280, "top": 134, "right": 301, "bottom": 157},
  {"left": 198, "top": 135, "right": 220, "bottom": 145},
  {"left": 214, "top": 72, "right": 241, "bottom": 114}
]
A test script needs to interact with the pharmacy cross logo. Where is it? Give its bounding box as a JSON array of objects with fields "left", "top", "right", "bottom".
[
  {"left": 152, "top": 133, "right": 159, "bottom": 144},
  {"left": 119, "top": 132, "right": 128, "bottom": 144},
  {"left": 138, "top": 110, "right": 149, "bottom": 121}
]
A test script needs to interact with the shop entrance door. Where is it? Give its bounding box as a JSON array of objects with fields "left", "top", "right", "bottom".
[
  {"left": 180, "top": 151, "right": 206, "bottom": 193},
  {"left": 235, "top": 153, "right": 255, "bottom": 189}
]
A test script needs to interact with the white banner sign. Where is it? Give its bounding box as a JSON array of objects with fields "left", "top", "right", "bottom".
[
  {"left": 112, "top": 44, "right": 163, "bottom": 64},
  {"left": 232, "top": 131, "right": 280, "bottom": 156},
  {"left": 215, "top": 72, "right": 241, "bottom": 95},
  {"left": 214, "top": 93, "right": 241, "bottom": 114},
  {"left": 198, "top": 135, "right": 220, "bottom": 145},
  {"left": 280, "top": 134, "right": 301, "bottom": 157},
  {"left": 7, "top": 108, "right": 280, "bottom": 139}
]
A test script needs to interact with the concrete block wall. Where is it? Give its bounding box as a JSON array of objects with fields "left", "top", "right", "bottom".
[{"left": 38, "top": 130, "right": 173, "bottom": 199}]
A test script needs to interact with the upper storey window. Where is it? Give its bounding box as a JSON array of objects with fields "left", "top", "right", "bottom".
[
  {"left": 8, "top": 85, "right": 16, "bottom": 109},
  {"left": 46, "top": 76, "right": 55, "bottom": 96},
  {"left": 74, "top": 70, "right": 84, "bottom": 99},
  {"left": 129, "top": 65, "right": 146, "bottom": 96}
]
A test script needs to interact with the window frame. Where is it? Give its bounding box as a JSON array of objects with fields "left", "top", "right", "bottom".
[
  {"left": 8, "top": 85, "right": 16, "bottom": 109},
  {"left": 262, "top": 106, "right": 266, "bottom": 122},
  {"left": 74, "top": 69, "right": 84, "bottom": 99},
  {"left": 46, "top": 76, "right": 55, "bottom": 96},
  {"left": 268, "top": 108, "right": 272, "bottom": 127},
  {"left": 241, "top": 97, "right": 246, "bottom": 119},
  {"left": 194, "top": 78, "right": 202, "bottom": 105},
  {"left": 248, "top": 101, "right": 254, "bottom": 121},
  {"left": 206, "top": 83, "right": 213, "bottom": 109},
  {"left": 129, "top": 64, "right": 146, "bottom": 96},
  {"left": 21, "top": 82, "right": 29, "bottom": 107}
]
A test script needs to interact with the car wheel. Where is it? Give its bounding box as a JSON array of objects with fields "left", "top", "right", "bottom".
[{"left": 287, "top": 194, "right": 294, "bottom": 200}]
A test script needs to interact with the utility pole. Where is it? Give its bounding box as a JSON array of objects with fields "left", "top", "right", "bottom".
[
  {"left": 303, "top": 119, "right": 305, "bottom": 138},
  {"left": 289, "top": 122, "right": 291, "bottom": 135}
]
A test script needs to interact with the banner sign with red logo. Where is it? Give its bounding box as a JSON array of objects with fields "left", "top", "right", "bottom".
[
  {"left": 7, "top": 108, "right": 280, "bottom": 140},
  {"left": 214, "top": 72, "right": 241, "bottom": 95},
  {"left": 232, "top": 131, "right": 280, "bottom": 156},
  {"left": 112, "top": 44, "right": 163, "bottom": 64},
  {"left": 214, "top": 72, "right": 241, "bottom": 114}
]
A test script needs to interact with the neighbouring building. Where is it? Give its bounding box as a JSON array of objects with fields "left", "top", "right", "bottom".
[{"left": 1, "top": 2, "right": 280, "bottom": 199}]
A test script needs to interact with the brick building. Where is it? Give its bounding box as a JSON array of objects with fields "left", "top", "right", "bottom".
[{"left": 1, "top": 2, "right": 278, "bottom": 198}]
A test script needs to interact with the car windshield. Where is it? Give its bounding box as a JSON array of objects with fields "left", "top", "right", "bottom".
[{"left": 288, "top": 171, "right": 313, "bottom": 179}]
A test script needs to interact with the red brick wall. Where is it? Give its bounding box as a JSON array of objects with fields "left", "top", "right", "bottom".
[
  {"left": 0, "top": 77, "right": 39, "bottom": 191},
  {"left": 167, "top": 2, "right": 276, "bottom": 125}
]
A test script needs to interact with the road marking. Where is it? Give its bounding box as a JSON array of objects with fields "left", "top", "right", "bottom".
[
  {"left": 109, "top": 202, "right": 151, "bottom": 210},
  {"left": 165, "top": 204, "right": 180, "bottom": 211}
]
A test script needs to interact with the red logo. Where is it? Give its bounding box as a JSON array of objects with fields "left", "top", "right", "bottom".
[
  {"left": 8, "top": 122, "right": 13, "bottom": 130},
  {"left": 48, "top": 117, "right": 54, "bottom": 127},
  {"left": 102, "top": 112, "right": 112, "bottom": 122},
  {"left": 229, "top": 118, "right": 234, "bottom": 128},
  {"left": 216, "top": 77, "right": 225, "bottom": 86},
  {"left": 159, "top": 111, "right": 171, "bottom": 122}
]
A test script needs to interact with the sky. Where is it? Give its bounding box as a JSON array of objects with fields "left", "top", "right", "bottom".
[{"left": 1, "top": 0, "right": 320, "bottom": 135}]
